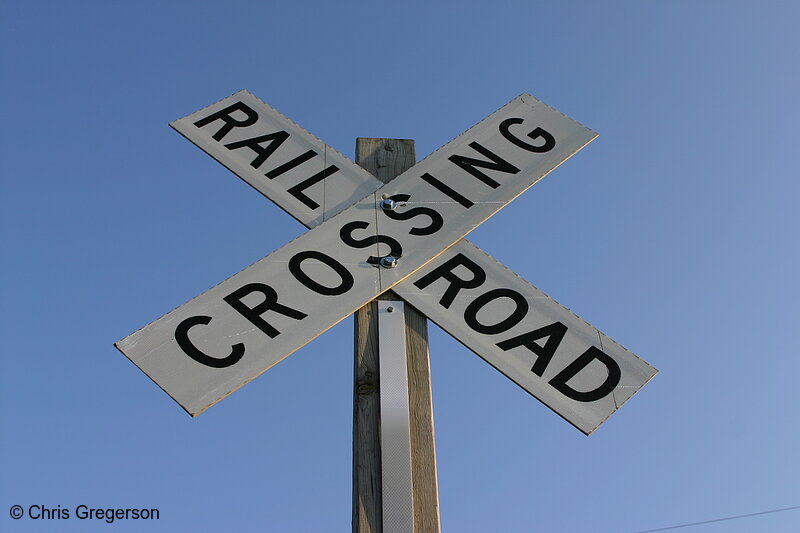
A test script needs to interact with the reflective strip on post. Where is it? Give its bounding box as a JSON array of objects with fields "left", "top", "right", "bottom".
[{"left": 378, "top": 300, "right": 415, "bottom": 533}]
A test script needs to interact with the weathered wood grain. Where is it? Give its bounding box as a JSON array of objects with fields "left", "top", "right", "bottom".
[{"left": 353, "top": 138, "right": 441, "bottom": 533}]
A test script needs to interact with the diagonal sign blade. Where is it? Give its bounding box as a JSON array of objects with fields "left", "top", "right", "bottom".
[
  {"left": 394, "top": 240, "right": 658, "bottom": 435},
  {"left": 117, "top": 93, "right": 596, "bottom": 417},
  {"left": 171, "top": 91, "right": 656, "bottom": 433},
  {"left": 170, "top": 90, "right": 383, "bottom": 228}
]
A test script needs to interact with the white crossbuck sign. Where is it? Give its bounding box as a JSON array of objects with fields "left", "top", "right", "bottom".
[{"left": 117, "top": 90, "right": 657, "bottom": 435}]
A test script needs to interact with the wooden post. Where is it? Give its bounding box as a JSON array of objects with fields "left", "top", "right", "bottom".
[{"left": 353, "top": 138, "right": 441, "bottom": 533}]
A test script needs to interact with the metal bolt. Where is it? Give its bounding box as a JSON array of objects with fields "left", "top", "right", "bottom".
[
  {"left": 380, "top": 198, "right": 397, "bottom": 211},
  {"left": 380, "top": 256, "right": 398, "bottom": 269}
]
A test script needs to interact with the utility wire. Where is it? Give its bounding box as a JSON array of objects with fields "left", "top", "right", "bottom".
[{"left": 634, "top": 504, "right": 800, "bottom": 532}]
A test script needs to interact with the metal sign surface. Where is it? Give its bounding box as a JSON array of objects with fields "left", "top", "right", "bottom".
[
  {"left": 172, "top": 91, "right": 656, "bottom": 432},
  {"left": 117, "top": 195, "right": 382, "bottom": 414},
  {"left": 171, "top": 90, "right": 382, "bottom": 227},
  {"left": 117, "top": 93, "right": 598, "bottom": 417},
  {"left": 394, "top": 240, "right": 657, "bottom": 434}
]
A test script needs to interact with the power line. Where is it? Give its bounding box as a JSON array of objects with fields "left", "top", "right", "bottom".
[{"left": 634, "top": 504, "right": 800, "bottom": 532}]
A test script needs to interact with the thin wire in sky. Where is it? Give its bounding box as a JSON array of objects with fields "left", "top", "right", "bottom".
[{"left": 634, "top": 504, "right": 800, "bottom": 533}]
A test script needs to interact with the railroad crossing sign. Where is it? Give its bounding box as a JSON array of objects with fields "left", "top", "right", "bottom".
[{"left": 116, "top": 90, "right": 656, "bottom": 435}]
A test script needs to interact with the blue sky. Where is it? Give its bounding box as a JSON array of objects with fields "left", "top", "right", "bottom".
[{"left": 2, "top": 1, "right": 798, "bottom": 532}]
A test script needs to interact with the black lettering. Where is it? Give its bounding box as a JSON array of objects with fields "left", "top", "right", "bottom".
[
  {"left": 499, "top": 118, "right": 556, "bottom": 153},
  {"left": 265, "top": 150, "right": 317, "bottom": 179},
  {"left": 382, "top": 194, "right": 443, "bottom": 236},
  {"left": 464, "top": 288, "right": 528, "bottom": 334},
  {"left": 288, "top": 250, "right": 354, "bottom": 295},
  {"left": 224, "top": 131, "right": 290, "bottom": 169},
  {"left": 497, "top": 321, "right": 567, "bottom": 376},
  {"left": 223, "top": 283, "right": 307, "bottom": 338},
  {"left": 413, "top": 253, "right": 486, "bottom": 308},
  {"left": 448, "top": 142, "right": 519, "bottom": 188},
  {"left": 420, "top": 172, "right": 474, "bottom": 208},
  {"left": 193, "top": 101, "right": 259, "bottom": 141},
  {"left": 339, "top": 220, "right": 402, "bottom": 266},
  {"left": 175, "top": 315, "right": 245, "bottom": 368},
  {"left": 548, "top": 346, "right": 621, "bottom": 402},
  {"left": 286, "top": 165, "right": 340, "bottom": 209}
]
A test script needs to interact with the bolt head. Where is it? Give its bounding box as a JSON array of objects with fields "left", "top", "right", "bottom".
[
  {"left": 380, "top": 198, "right": 397, "bottom": 211},
  {"left": 380, "top": 256, "right": 398, "bottom": 269}
]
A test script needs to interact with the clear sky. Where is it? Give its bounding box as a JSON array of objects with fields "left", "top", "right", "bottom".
[{"left": 2, "top": 1, "right": 799, "bottom": 532}]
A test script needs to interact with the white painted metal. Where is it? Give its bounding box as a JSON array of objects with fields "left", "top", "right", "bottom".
[
  {"left": 116, "top": 194, "right": 381, "bottom": 416},
  {"left": 377, "top": 301, "right": 415, "bottom": 533},
  {"left": 372, "top": 94, "right": 595, "bottom": 292},
  {"left": 176, "top": 92, "right": 656, "bottom": 433},
  {"left": 394, "top": 240, "right": 658, "bottom": 434},
  {"left": 171, "top": 90, "right": 382, "bottom": 227},
  {"left": 117, "top": 94, "right": 596, "bottom": 416}
]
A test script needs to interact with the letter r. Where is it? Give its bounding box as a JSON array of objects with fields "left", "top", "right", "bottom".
[{"left": 194, "top": 101, "right": 259, "bottom": 141}]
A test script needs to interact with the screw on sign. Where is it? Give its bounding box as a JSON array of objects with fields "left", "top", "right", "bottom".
[{"left": 116, "top": 91, "right": 657, "bottom": 531}]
